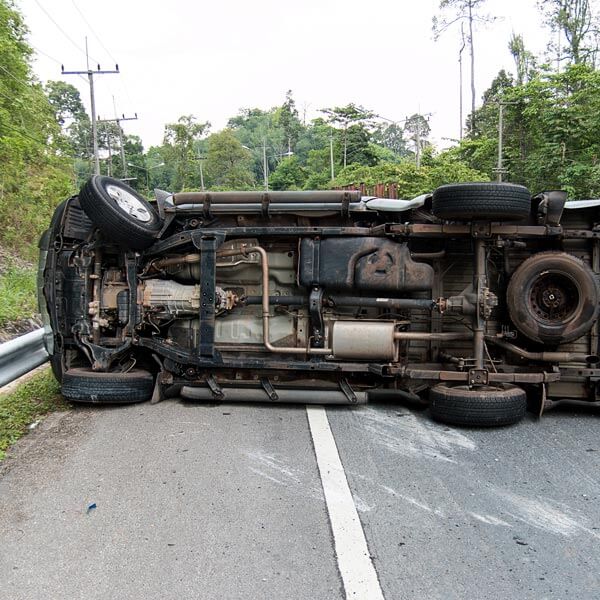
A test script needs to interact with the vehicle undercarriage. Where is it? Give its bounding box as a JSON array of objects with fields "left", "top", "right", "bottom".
[{"left": 38, "top": 177, "right": 600, "bottom": 426}]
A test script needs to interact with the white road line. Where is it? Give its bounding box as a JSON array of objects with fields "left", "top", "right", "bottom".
[{"left": 306, "top": 405, "right": 385, "bottom": 600}]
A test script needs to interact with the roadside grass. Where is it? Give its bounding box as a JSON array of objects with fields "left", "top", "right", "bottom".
[
  {"left": 0, "top": 263, "right": 37, "bottom": 327},
  {"left": 0, "top": 369, "right": 69, "bottom": 460}
]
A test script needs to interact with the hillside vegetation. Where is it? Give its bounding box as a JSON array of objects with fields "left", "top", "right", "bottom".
[{"left": 2, "top": 0, "right": 600, "bottom": 323}]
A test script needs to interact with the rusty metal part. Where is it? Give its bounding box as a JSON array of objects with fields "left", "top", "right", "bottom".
[
  {"left": 473, "top": 238, "right": 487, "bottom": 369},
  {"left": 393, "top": 331, "right": 472, "bottom": 341},
  {"left": 249, "top": 245, "right": 331, "bottom": 356},
  {"left": 387, "top": 223, "right": 563, "bottom": 238},
  {"left": 152, "top": 242, "right": 257, "bottom": 271},
  {"left": 154, "top": 254, "right": 200, "bottom": 269},
  {"left": 410, "top": 250, "right": 446, "bottom": 259},
  {"left": 332, "top": 321, "right": 398, "bottom": 361},
  {"left": 91, "top": 249, "right": 102, "bottom": 343},
  {"left": 172, "top": 190, "right": 361, "bottom": 206},
  {"left": 330, "top": 296, "right": 436, "bottom": 310},
  {"left": 403, "top": 366, "right": 560, "bottom": 384},
  {"left": 468, "top": 368, "right": 489, "bottom": 386},
  {"left": 485, "top": 336, "right": 599, "bottom": 364}
]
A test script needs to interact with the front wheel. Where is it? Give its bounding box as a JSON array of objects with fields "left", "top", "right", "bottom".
[
  {"left": 61, "top": 368, "right": 154, "bottom": 404},
  {"left": 79, "top": 176, "right": 161, "bottom": 250}
]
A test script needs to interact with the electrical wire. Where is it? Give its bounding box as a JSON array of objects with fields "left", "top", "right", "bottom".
[
  {"left": 32, "top": 0, "right": 99, "bottom": 64},
  {"left": 0, "top": 64, "right": 32, "bottom": 91},
  {"left": 28, "top": 42, "right": 88, "bottom": 83},
  {"left": 0, "top": 121, "right": 49, "bottom": 147},
  {"left": 71, "top": 0, "right": 118, "bottom": 65}
]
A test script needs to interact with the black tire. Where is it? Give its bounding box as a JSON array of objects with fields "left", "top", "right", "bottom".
[
  {"left": 429, "top": 383, "right": 526, "bottom": 427},
  {"left": 432, "top": 182, "right": 531, "bottom": 221},
  {"left": 49, "top": 353, "right": 65, "bottom": 383},
  {"left": 79, "top": 176, "right": 161, "bottom": 250},
  {"left": 507, "top": 251, "right": 600, "bottom": 345},
  {"left": 61, "top": 368, "right": 154, "bottom": 404}
]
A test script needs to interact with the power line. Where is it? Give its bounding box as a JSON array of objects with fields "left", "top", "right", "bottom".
[
  {"left": 0, "top": 121, "right": 49, "bottom": 147},
  {"left": 28, "top": 42, "right": 62, "bottom": 66},
  {"left": 71, "top": 0, "right": 118, "bottom": 65},
  {"left": 0, "top": 63, "right": 32, "bottom": 91},
  {"left": 28, "top": 42, "right": 88, "bottom": 84},
  {"left": 32, "top": 0, "right": 100, "bottom": 64},
  {"left": 69, "top": 1, "right": 130, "bottom": 118}
]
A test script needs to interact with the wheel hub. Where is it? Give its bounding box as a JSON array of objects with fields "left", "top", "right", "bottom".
[
  {"left": 106, "top": 184, "right": 152, "bottom": 223},
  {"left": 530, "top": 273, "right": 578, "bottom": 323}
]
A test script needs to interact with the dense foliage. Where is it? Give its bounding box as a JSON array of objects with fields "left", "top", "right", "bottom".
[
  {"left": 4, "top": 0, "right": 600, "bottom": 271},
  {"left": 0, "top": 0, "right": 72, "bottom": 259}
]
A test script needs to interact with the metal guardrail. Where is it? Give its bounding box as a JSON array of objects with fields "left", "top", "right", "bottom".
[{"left": 0, "top": 328, "right": 49, "bottom": 388}]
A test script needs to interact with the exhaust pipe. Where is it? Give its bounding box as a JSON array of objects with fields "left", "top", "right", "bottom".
[{"left": 486, "top": 336, "right": 599, "bottom": 364}]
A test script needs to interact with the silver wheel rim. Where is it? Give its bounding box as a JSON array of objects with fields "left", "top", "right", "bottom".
[{"left": 106, "top": 184, "right": 152, "bottom": 223}]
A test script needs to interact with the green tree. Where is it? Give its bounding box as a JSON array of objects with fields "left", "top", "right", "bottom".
[
  {"left": 332, "top": 154, "right": 487, "bottom": 198},
  {"left": 372, "top": 122, "right": 410, "bottom": 157},
  {"left": 275, "top": 90, "right": 302, "bottom": 155},
  {"left": 321, "top": 103, "right": 376, "bottom": 167},
  {"left": 163, "top": 115, "right": 210, "bottom": 191},
  {"left": 45, "top": 80, "right": 92, "bottom": 164},
  {"left": 268, "top": 156, "right": 308, "bottom": 190},
  {"left": 404, "top": 114, "right": 432, "bottom": 167},
  {"left": 205, "top": 129, "right": 255, "bottom": 189},
  {"left": 457, "top": 63, "right": 600, "bottom": 197},
  {"left": 0, "top": 0, "right": 72, "bottom": 257},
  {"left": 539, "top": 0, "right": 599, "bottom": 66}
]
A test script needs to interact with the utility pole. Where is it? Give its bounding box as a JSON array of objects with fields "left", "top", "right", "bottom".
[
  {"left": 415, "top": 122, "right": 421, "bottom": 169},
  {"left": 329, "top": 132, "right": 335, "bottom": 181},
  {"left": 98, "top": 109, "right": 138, "bottom": 177},
  {"left": 262, "top": 138, "right": 268, "bottom": 191},
  {"left": 458, "top": 24, "right": 466, "bottom": 140},
  {"left": 61, "top": 38, "right": 119, "bottom": 175},
  {"left": 105, "top": 124, "right": 112, "bottom": 176}
]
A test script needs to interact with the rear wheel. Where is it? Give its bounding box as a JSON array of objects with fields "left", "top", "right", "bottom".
[
  {"left": 507, "top": 251, "right": 600, "bottom": 345},
  {"left": 79, "top": 176, "right": 161, "bottom": 250},
  {"left": 432, "top": 182, "right": 531, "bottom": 221},
  {"left": 61, "top": 368, "right": 154, "bottom": 404},
  {"left": 429, "top": 383, "right": 526, "bottom": 427}
]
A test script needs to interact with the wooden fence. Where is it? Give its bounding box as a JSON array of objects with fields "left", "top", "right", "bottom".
[{"left": 336, "top": 183, "right": 400, "bottom": 198}]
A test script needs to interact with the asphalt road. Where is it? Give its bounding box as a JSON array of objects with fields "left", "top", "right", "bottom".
[{"left": 1, "top": 393, "right": 599, "bottom": 599}]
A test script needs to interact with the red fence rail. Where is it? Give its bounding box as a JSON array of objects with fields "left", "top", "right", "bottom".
[{"left": 335, "top": 183, "right": 399, "bottom": 198}]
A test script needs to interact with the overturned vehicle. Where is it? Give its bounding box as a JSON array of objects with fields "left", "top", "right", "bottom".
[{"left": 38, "top": 176, "right": 600, "bottom": 426}]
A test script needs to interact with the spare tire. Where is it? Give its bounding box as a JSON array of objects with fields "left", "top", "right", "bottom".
[
  {"left": 430, "top": 383, "right": 526, "bottom": 427},
  {"left": 432, "top": 182, "right": 531, "bottom": 221},
  {"left": 62, "top": 367, "right": 154, "bottom": 404},
  {"left": 79, "top": 176, "right": 161, "bottom": 250},
  {"left": 507, "top": 252, "right": 600, "bottom": 345}
]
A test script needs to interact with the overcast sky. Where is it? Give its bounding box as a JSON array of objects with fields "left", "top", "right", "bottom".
[{"left": 18, "top": 0, "right": 549, "bottom": 149}]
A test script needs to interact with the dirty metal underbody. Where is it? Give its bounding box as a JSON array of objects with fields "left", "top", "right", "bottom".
[{"left": 40, "top": 186, "right": 600, "bottom": 412}]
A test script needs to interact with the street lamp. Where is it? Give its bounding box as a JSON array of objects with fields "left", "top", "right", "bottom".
[{"left": 127, "top": 162, "right": 165, "bottom": 190}]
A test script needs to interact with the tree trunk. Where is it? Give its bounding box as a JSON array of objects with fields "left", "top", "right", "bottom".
[{"left": 469, "top": 1, "right": 476, "bottom": 134}]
